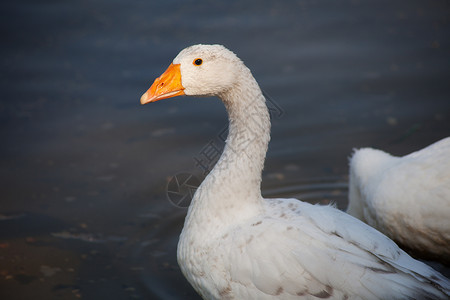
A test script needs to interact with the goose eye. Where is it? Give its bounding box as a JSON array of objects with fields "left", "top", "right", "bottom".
[{"left": 193, "top": 58, "right": 203, "bottom": 66}]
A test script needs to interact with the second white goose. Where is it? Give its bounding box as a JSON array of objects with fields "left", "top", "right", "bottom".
[{"left": 347, "top": 137, "right": 450, "bottom": 262}]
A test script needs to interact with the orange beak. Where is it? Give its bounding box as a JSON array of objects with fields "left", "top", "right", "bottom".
[{"left": 140, "top": 63, "right": 185, "bottom": 105}]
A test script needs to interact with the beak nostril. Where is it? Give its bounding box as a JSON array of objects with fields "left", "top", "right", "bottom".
[{"left": 142, "top": 63, "right": 183, "bottom": 104}]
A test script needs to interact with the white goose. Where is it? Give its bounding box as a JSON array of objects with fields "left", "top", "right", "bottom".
[
  {"left": 140, "top": 44, "right": 450, "bottom": 300},
  {"left": 347, "top": 138, "right": 450, "bottom": 261}
]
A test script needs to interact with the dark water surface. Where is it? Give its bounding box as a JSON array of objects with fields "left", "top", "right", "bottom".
[{"left": 1, "top": 1, "right": 449, "bottom": 299}]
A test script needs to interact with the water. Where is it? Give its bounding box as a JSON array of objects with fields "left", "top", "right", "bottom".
[{"left": 1, "top": 0, "right": 449, "bottom": 299}]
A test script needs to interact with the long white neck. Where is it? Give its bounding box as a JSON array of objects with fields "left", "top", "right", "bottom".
[{"left": 185, "top": 66, "right": 271, "bottom": 229}]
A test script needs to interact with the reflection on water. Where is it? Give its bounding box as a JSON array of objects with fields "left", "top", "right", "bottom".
[{"left": 1, "top": 0, "right": 449, "bottom": 299}]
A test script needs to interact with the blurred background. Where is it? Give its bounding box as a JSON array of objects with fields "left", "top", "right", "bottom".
[{"left": 1, "top": 0, "right": 449, "bottom": 299}]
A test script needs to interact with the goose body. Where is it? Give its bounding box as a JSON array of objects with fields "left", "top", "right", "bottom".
[
  {"left": 140, "top": 44, "right": 450, "bottom": 299},
  {"left": 347, "top": 138, "right": 450, "bottom": 261}
]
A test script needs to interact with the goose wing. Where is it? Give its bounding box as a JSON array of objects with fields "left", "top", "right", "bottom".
[{"left": 225, "top": 200, "right": 449, "bottom": 299}]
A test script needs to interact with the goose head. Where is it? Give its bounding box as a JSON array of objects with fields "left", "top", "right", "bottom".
[{"left": 141, "top": 44, "right": 243, "bottom": 104}]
